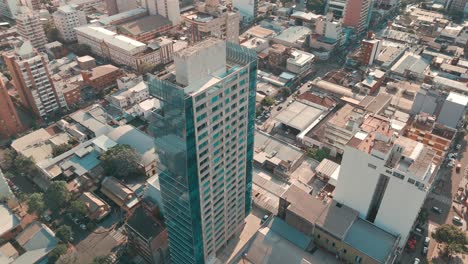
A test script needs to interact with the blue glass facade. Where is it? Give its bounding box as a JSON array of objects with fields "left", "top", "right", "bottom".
[{"left": 149, "top": 42, "right": 257, "bottom": 264}]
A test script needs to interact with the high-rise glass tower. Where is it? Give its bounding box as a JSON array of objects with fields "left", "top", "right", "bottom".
[{"left": 149, "top": 39, "right": 257, "bottom": 264}]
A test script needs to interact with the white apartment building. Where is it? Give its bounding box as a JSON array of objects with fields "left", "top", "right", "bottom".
[
  {"left": 334, "top": 120, "right": 438, "bottom": 248},
  {"left": 0, "top": 0, "right": 19, "bottom": 19},
  {"left": 326, "top": 0, "right": 347, "bottom": 18},
  {"left": 75, "top": 26, "right": 174, "bottom": 71},
  {"left": 65, "top": 0, "right": 102, "bottom": 14},
  {"left": 53, "top": 4, "right": 87, "bottom": 42},
  {"left": 315, "top": 12, "right": 344, "bottom": 45},
  {"left": 16, "top": 8, "right": 48, "bottom": 50},
  {"left": 286, "top": 49, "right": 315, "bottom": 75},
  {"left": 149, "top": 39, "right": 257, "bottom": 264},
  {"left": 109, "top": 81, "right": 149, "bottom": 110},
  {"left": 232, "top": 0, "right": 258, "bottom": 23},
  {"left": 4, "top": 42, "right": 67, "bottom": 118},
  {"left": 146, "top": 0, "right": 181, "bottom": 25},
  {"left": 183, "top": 2, "right": 240, "bottom": 44}
]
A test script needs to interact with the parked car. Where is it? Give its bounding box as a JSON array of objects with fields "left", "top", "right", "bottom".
[
  {"left": 261, "top": 214, "right": 269, "bottom": 224},
  {"left": 456, "top": 144, "right": 461, "bottom": 150},
  {"left": 80, "top": 224, "right": 87, "bottom": 230},
  {"left": 432, "top": 206, "right": 442, "bottom": 214},
  {"left": 424, "top": 236, "right": 430, "bottom": 246},
  {"left": 422, "top": 247, "right": 428, "bottom": 255},
  {"left": 413, "top": 258, "right": 420, "bottom": 264},
  {"left": 453, "top": 216, "right": 463, "bottom": 225},
  {"left": 277, "top": 106, "right": 283, "bottom": 111}
]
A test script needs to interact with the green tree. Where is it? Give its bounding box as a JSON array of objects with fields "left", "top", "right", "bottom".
[
  {"left": 69, "top": 200, "right": 87, "bottom": 218},
  {"left": 432, "top": 224, "right": 468, "bottom": 258},
  {"left": 2, "top": 148, "right": 17, "bottom": 170},
  {"left": 55, "top": 225, "right": 73, "bottom": 243},
  {"left": 48, "top": 244, "right": 68, "bottom": 264},
  {"left": 91, "top": 256, "right": 111, "bottom": 264},
  {"left": 261, "top": 96, "right": 275, "bottom": 107},
  {"left": 280, "top": 87, "right": 291, "bottom": 98},
  {"left": 46, "top": 27, "right": 60, "bottom": 42},
  {"left": 69, "top": 44, "right": 92, "bottom": 56},
  {"left": 14, "top": 154, "right": 38, "bottom": 178},
  {"left": 52, "top": 144, "right": 72, "bottom": 157},
  {"left": 307, "top": 148, "right": 330, "bottom": 162},
  {"left": 45, "top": 181, "right": 70, "bottom": 211},
  {"left": 26, "top": 193, "right": 45, "bottom": 215},
  {"left": 417, "top": 208, "right": 429, "bottom": 225},
  {"left": 100, "top": 145, "right": 143, "bottom": 179},
  {"left": 255, "top": 108, "right": 263, "bottom": 117}
]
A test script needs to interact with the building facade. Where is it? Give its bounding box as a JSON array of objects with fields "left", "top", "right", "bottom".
[
  {"left": 0, "top": 75, "right": 23, "bottom": 138},
  {"left": 334, "top": 123, "right": 438, "bottom": 248},
  {"left": 105, "top": 0, "right": 138, "bottom": 16},
  {"left": 148, "top": 39, "right": 257, "bottom": 264},
  {"left": 146, "top": 0, "right": 181, "bottom": 25},
  {"left": 53, "top": 4, "right": 87, "bottom": 42},
  {"left": 0, "top": 0, "right": 19, "bottom": 19},
  {"left": 76, "top": 26, "right": 174, "bottom": 72},
  {"left": 232, "top": 0, "right": 258, "bottom": 23},
  {"left": 16, "top": 8, "right": 48, "bottom": 50},
  {"left": 4, "top": 42, "right": 67, "bottom": 118},
  {"left": 183, "top": 2, "right": 240, "bottom": 44},
  {"left": 342, "top": 0, "right": 372, "bottom": 34}
]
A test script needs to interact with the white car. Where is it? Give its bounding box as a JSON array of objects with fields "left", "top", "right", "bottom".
[
  {"left": 413, "top": 258, "right": 420, "bottom": 264},
  {"left": 453, "top": 216, "right": 463, "bottom": 225}
]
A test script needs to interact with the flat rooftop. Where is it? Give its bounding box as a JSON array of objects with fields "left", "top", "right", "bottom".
[
  {"left": 274, "top": 101, "right": 324, "bottom": 131},
  {"left": 0, "top": 204, "right": 20, "bottom": 236},
  {"left": 344, "top": 218, "right": 398, "bottom": 263}
]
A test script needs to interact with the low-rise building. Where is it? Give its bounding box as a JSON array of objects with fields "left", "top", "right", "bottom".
[
  {"left": 117, "top": 15, "right": 172, "bottom": 43},
  {"left": 44, "top": 41, "right": 69, "bottom": 59},
  {"left": 272, "top": 26, "right": 311, "bottom": 48},
  {"left": 79, "top": 192, "right": 111, "bottom": 221},
  {"left": 108, "top": 81, "right": 149, "bottom": 110},
  {"left": 101, "top": 176, "right": 139, "bottom": 210},
  {"left": 0, "top": 204, "right": 21, "bottom": 241},
  {"left": 125, "top": 203, "right": 169, "bottom": 264},
  {"left": 76, "top": 26, "right": 174, "bottom": 72},
  {"left": 82, "top": 65, "right": 123, "bottom": 91},
  {"left": 286, "top": 49, "right": 315, "bottom": 75},
  {"left": 437, "top": 91, "right": 468, "bottom": 128},
  {"left": 278, "top": 185, "right": 399, "bottom": 264},
  {"left": 76, "top": 55, "right": 96, "bottom": 70},
  {"left": 9, "top": 222, "right": 58, "bottom": 264}
]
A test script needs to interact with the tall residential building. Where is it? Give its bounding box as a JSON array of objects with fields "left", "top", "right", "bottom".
[
  {"left": 447, "top": 0, "right": 468, "bottom": 13},
  {"left": 53, "top": 4, "right": 87, "bottom": 42},
  {"left": 342, "top": 0, "right": 372, "bottom": 34},
  {"left": 183, "top": 2, "right": 240, "bottom": 44},
  {"left": 334, "top": 117, "right": 438, "bottom": 248},
  {"left": 232, "top": 0, "right": 258, "bottom": 23},
  {"left": 146, "top": 0, "right": 181, "bottom": 25},
  {"left": 22, "top": 0, "right": 40, "bottom": 10},
  {"left": 0, "top": 0, "right": 19, "bottom": 19},
  {"left": 4, "top": 42, "right": 66, "bottom": 118},
  {"left": 16, "top": 8, "right": 48, "bottom": 50},
  {"left": 0, "top": 74, "right": 23, "bottom": 139},
  {"left": 105, "top": 0, "right": 138, "bottom": 16},
  {"left": 148, "top": 38, "right": 257, "bottom": 264},
  {"left": 358, "top": 32, "right": 382, "bottom": 65},
  {"left": 326, "top": 0, "right": 347, "bottom": 18}
]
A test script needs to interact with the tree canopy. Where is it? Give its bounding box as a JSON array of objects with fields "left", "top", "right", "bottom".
[
  {"left": 261, "top": 96, "right": 275, "bottom": 107},
  {"left": 55, "top": 225, "right": 73, "bottom": 243},
  {"left": 432, "top": 224, "right": 467, "bottom": 257},
  {"left": 45, "top": 181, "right": 70, "bottom": 211},
  {"left": 91, "top": 256, "right": 111, "bottom": 264},
  {"left": 69, "top": 200, "right": 87, "bottom": 218},
  {"left": 100, "top": 145, "right": 142, "bottom": 179},
  {"left": 52, "top": 144, "right": 72, "bottom": 157},
  {"left": 26, "top": 193, "right": 45, "bottom": 215},
  {"left": 48, "top": 244, "right": 68, "bottom": 264},
  {"left": 307, "top": 148, "right": 330, "bottom": 162},
  {"left": 69, "top": 44, "right": 92, "bottom": 56}
]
